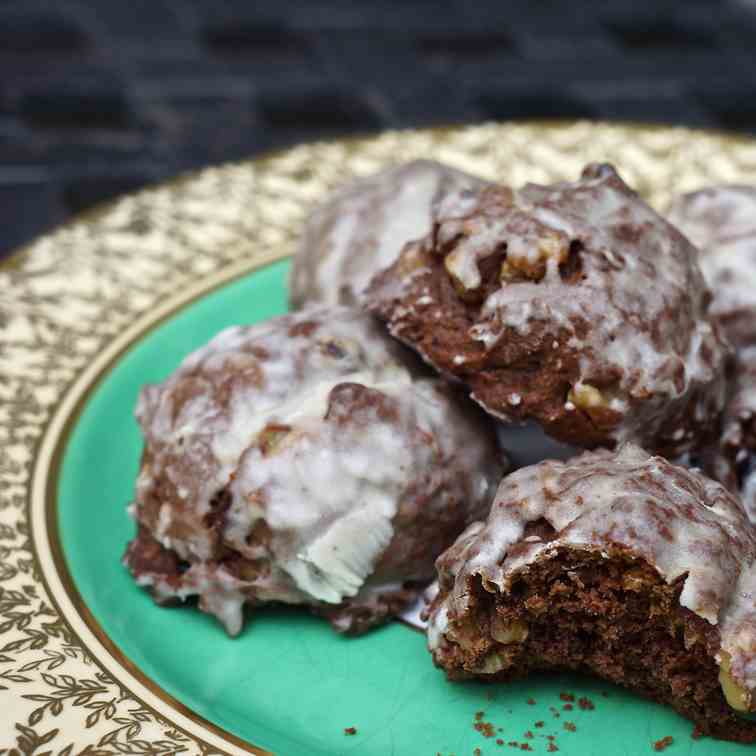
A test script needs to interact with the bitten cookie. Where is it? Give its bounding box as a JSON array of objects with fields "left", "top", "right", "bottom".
[
  {"left": 289, "top": 160, "right": 487, "bottom": 308},
  {"left": 669, "top": 186, "right": 756, "bottom": 521},
  {"left": 124, "top": 306, "right": 503, "bottom": 636},
  {"left": 426, "top": 445, "right": 756, "bottom": 743},
  {"left": 367, "top": 163, "right": 729, "bottom": 457}
]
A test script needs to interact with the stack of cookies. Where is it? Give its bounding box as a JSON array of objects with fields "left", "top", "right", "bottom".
[{"left": 125, "top": 158, "right": 756, "bottom": 743}]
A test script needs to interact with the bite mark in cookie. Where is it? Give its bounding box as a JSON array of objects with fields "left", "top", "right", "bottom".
[{"left": 426, "top": 445, "right": 756, "bottom": 742}]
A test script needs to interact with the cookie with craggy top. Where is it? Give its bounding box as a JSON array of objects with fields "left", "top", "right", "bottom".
[
  {"left": 367, "top": 163, "right": 729, "bottom": 458},
  {"left": 669, "top": 186, "right": 756, "bottom": 521},
  {"left": 124, "top": 305, "right": 503, "bottom": 636},
  {"left": 426, "top": 444, "right": 756, "bottom": 743}
]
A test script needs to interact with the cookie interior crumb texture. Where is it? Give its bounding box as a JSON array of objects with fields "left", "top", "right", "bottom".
[{"left": 427, "top": 445, "right": 756, "bottom": 743}]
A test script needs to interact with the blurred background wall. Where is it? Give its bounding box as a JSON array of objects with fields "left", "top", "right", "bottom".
[{"left": 1, "top": 0, "right": 754, "bottom": 259}]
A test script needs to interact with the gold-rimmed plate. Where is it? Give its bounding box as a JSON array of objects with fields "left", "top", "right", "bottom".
[{"left": 4, "top": 122, "right": 756, "bottom": 754}]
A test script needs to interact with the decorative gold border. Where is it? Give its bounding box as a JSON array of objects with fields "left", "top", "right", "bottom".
[
  {"left": 6, "top": 120, "right": 756, "bottom": 751},
  {"left": 4, "top": 117, "right": 756, "bottom": 277},
  {"left": 35, "top": 254, "right": 288, "bottom": 754}
]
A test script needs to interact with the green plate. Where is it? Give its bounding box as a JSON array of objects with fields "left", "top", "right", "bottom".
[{"left": 56, "top": 258, "right": 753, "bottom": 755}]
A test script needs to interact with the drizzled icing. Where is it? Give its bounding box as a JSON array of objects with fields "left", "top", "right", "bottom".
[
  {"left": 224, "top": 377, "right": 500, "bottom": 606},
  {"left": 368, "top": 164, "right": 729, "bottom": 456},
  {"left": 128, "top": 306, "right": 502, "bottom": 635},
  {"left": 134, "top": 306, "right": 408, "bottom": 561},
  {"left": 427, "top": 444, "right": 756, "bottom": 709},
  {"left": 289, "top": 160, "right": 487, "bottom": 308}
]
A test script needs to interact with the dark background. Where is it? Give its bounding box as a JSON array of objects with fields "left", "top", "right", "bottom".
[{"left": 1, "top": 0, "right": 755, "bottom": 260}]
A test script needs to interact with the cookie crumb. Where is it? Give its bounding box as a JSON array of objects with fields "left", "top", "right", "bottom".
[
  {"left": 475, "top": 711, "right": 485, "bottom": 721},
  {"left": 559, "top": 692, "right": 575, "bottom": 702},
  {"left": 526, "top": 697, "right": 536, "bottom": 705},
  {"left": 562, "top": 703, "right": 573, "bottom": 711},
  {"left": 564, "top": 722, "right": 576, "bottom": 733},
  {"left": 474, "top": 721, "right": 496, "bottom": 738},
  {"left": 344, "top": 727, "right": 357, "bottom": 736},
  {"left": 549, "top": 706, "right": 561, "bottom": 719},
  {"left": 547, "top": 743, "right": 559, "bottom": 753},
  {"left": 578, "top": 696, "right": 595, "bottom": 711},
  {"left": 520, "top": 745, "right": 533, "bottom": 752},
  {"left": 524, "top": 731, "right": 534, "bottom": 739},
  {"left": 496, "top": 739, "right": 504, "bottom": 746},
  {"left": 474, "top": 749, "right": 482, "bottom": 756},
  {"left": 534, "top": 721, "right": 544, "bottom": 728},
  {"left": 653, "top": 736, "right": 673, "bottom": 752}
]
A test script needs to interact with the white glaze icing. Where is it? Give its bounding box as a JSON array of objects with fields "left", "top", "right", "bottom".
[
  {"left": 134, "top": 306, "right": 407, "bottom": 560},
  {"left": 289, "top": 160, "right": 487, "bottom": 307},
  {"left": 471, "top": 168, "right": 719, "bottom": 410}
]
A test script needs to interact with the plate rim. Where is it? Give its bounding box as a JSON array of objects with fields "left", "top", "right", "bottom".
[{"left": 33, "top": 254, "right": 289, "bottom": 755}]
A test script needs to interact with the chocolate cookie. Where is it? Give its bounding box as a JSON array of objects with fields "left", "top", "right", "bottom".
[
  {"left": 124, "top": 306, "right": 503, "bottom": 635},
  {"left": 289, "top": 160, "right": 487, "bottom": 308},
  {"left": 669, "top": 186, "right": 756, "bottom": 520},
  {"left": 668, "top": 185, "right": 756, "bottom": 347},
  {"left": 367, "top": 164, "right": 729, "bottom": 458},
  {"left": 702, "top": 344, "right": 756, "bottom": 524},
  {"left": 426, "top": 445, "right": 756, "bottom": 743}
]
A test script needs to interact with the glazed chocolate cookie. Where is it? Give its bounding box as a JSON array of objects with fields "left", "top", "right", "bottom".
[
  {"left": 721, "top": 347, "right": 756, "bottom": 522},
  {"left": 426, "top": 445, "right": 756, "bottom": 743},
  {"left": 289, "top": 160, "right": 487, "bottom": 308},
  {"left": 669, "top": 186, "right": 756, "bottom": 520},
  {"left": 124, "top": 306, "right": 503, "bottom": 636},
  {"left": 367, "top": 164, "right": 729, "bottom": 457},
  {"left": 668, "top": 185, "right": 756, "bottom": 347}
]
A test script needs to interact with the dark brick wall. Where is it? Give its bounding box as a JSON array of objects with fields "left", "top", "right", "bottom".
[{"left": 1, "top": 0, "right": 755, "bottom": 258}]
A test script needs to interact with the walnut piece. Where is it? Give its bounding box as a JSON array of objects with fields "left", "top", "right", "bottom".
[
  {"left": 491, "top": 616, "right": 529, "bottom": 644},
  {"left": 720, "top": 651, "right": 751, "bottom": 713}
]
